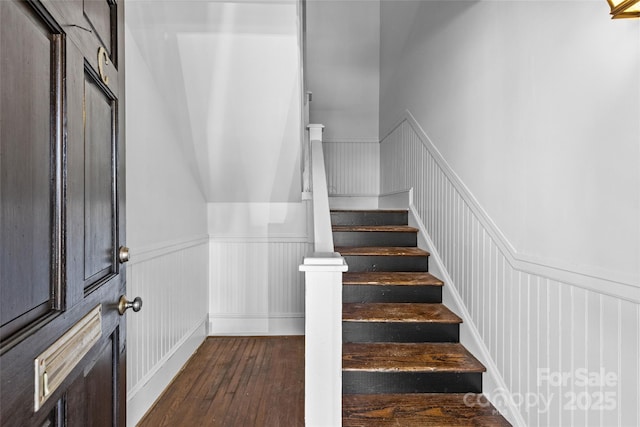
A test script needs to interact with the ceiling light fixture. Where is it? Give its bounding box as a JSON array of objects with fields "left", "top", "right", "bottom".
[{"left": 607, "top": 0, "right": 640, "bottom": 18}]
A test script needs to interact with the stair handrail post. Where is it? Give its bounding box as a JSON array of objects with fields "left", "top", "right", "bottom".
[
  {"left": 300, "top": 254, "right": 347, "bottom": 427},
  {"left": 300, "top": 123, "right": 347, "bottom": 426},
  {"left": 307, "top": 124, "right": 332, "bottom": 253}
]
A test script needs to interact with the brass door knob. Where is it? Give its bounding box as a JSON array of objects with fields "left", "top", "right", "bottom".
[
  {"left": 118, "top": 296, "right": 142, "bottom": 315},
  {"left": 118, "top": 246, "right": 130, "bottom": 263}
]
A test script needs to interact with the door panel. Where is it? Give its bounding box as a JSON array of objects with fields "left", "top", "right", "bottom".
[
  {"left": 83, "top": 69, "right": 117, "bottom": 290},
  {"left": 66, "top": 330, "right": 119, "bottom": 427},
  {"left": 0, "top": 0, "right": 127, "bottom": 425},
  {"left": 0, "top": 0, "right": 63, "bottom": 341},
  {"left": 83, "top": 0, "right": 116, "bottom": 58}
]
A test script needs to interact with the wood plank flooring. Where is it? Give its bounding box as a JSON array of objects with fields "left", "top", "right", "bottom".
[{"left": 137, "top": 336, "right": 304, "bottom": 427}]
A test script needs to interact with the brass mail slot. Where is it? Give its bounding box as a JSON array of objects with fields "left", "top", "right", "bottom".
[{"left": 34, "top": 305, "right": 102, "bottom": 411}]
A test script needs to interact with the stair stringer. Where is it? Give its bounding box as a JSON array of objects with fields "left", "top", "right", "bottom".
[{"left": 405, "top": 197, "right": 526, "bottom": 427}]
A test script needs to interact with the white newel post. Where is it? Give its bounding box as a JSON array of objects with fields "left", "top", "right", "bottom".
[
  {"left": 300, "top": 123, "right": 347, "bottom": 426},
  {"left": 300, "top": 254, "right": 347, "bottom": 427},
  {"left": 307, "top": 123, "right": 324, "bottom": 142}
]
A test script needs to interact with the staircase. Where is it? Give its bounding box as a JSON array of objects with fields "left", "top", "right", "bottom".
[{"left": 333, "top": 209, "right": 511, "bottom": 426}]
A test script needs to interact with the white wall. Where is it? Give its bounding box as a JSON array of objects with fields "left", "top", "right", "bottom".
[
  {"left": 323, "top": 141, "right": 380, "bottom": 196},
  {"left": 306, "top": 1, "right": 382, "bottom": 198},
  {"left": 175, "top": 2, "right": 303, "bottom": 202},
  {"left": 126, "top": 0, "right": 308, "bottom": 339},
  {"left": 125, "top": 23, "right": 209, "bottom": 426},
  {"left": 306, "top": 0, "right": 380, "bottom": 142},
  {"left": 379, "top": 1, "right": 640, "bottom": 425},
  {"left": 207, "top": 202, "right": 311, "bottom": 335},
  {"left": 127, "top": 0, "right": 303, "bottom": 203},
  {"left": 381, "top": 117, "right": 640, "bottom": 427},
  {"left": 380, "top": 0, "right": 640, "bottom": 287},
  {"left": 185, "top": 2, "right": 310, "bottom": 335}
]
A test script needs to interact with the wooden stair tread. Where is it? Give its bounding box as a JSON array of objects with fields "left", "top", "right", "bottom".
[
  {"left": 343, "top": 343, "right": 486, "bottom": 373},
  {"left": 343, "top": 272, "right": 443, "bottom": 286},
  {"left": 343, "top": 393, "right": 511, "bottom": 426},
  {"left": 333, "top": 225, "right": 418, "bottom": 232},
  {"left": 343, "top": 303, "right": 462, "bottom": 324},
  {"left": 337, "top": 246, "right": 430, "bottom": 257}
]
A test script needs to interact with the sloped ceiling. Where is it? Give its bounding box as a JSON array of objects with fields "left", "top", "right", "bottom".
[{"left": 126, "top": 1, "right": 302, "bottom": 202}]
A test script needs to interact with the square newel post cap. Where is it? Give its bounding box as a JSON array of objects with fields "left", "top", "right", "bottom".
[
  {"left": 299, "top": 252, "right": 348, "bottom": 272},
  {"left": 307, "top": 124, "right": 325, "bottom": 142}
]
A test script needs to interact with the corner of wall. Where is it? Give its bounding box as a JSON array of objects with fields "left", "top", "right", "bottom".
[
  {"left": 127, "top": 318, "right": 207, "bottom": 427},
  {"left": 207, "top": 202, "right": 311, "bottom": 336}
]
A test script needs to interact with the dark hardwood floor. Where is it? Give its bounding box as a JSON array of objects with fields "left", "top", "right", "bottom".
[{"left": 138, "top": 336, "right": 304, "bottom": 427}]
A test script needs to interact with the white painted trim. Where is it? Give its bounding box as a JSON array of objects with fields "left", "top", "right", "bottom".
[
  {"left": 299, "top": 254, "right": 347, "bottom": 427},
  {"left": 328, "top": 193, "right": 380, "bottom": 197},
  {"left": 310, "top": 136, "right": 335, "bottom": 253},
  {"left": 209, "top": 312, "right": 305, "bottom": 318},
  {"left": 307, "top": 124, "right": 325, "bottom": 141},
  {"left": 126, "top": 317, "right": 207, "bottom": 427},
  {"left": 208, "top": 314, "right": 304, "bottom": 336},
  {"left": 323, "top": 137, "right": 379, "bottom": 144},
  {"left": 407, "top": 203, "right": 526, "bottom": 427},
  {"left": 328, "top": 195, "right": 379, "bottom": 210},
  {"left": 328, "top": 191, "right": 412, "bottom": 211},
  {"left": 300, "top": 252, "right": 346, "bottom": 267},
  {"left": 128, "top": 235, "right": 209, "bottom": 265},
  {"left": 209, "top": 236, "right": 309, "bottom": 243},
  {"left": 389, "top": 110, "right": 640, "bottom": 303},
  {"left": 378, "top": 189, "right": 413, "bottom": 210}
]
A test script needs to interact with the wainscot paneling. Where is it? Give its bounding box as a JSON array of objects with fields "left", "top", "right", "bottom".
[
  {"left": 126, "top": 236, "right": 209, "bottom": 426},
  {"left": 209, "top": 239, "right": 312, "bottom": 335},
  {"left": 323, "top": 140, "right": 380, "bottom": 197},
  {"left": 380, "top": 112, "right": 640, "bottom": 427}
]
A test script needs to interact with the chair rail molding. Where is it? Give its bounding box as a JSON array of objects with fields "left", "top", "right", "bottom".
[
  {"left": 381, "top": 110, "right": 640, "bottom": 303},
  {"left": 126, "top": 237, "right": 209, "bottom": 426},
  {"left": 380, "top": 111, "right": 640, "bottom": 426},
  {"left": 128, "top": 234, "right": 210, "bottom": 265}
]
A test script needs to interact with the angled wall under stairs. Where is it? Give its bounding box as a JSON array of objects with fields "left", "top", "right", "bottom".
[{"left": 333, "top": 209, "right": 510, "bottom": 426}]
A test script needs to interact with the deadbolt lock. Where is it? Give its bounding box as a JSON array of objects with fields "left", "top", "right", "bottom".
[{"left": 118, "top": 246, "right": 130, "bottom": 263}]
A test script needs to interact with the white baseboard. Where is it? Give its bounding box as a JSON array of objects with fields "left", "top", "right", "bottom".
[
  {"left": 323, "top": 137, "right": 379, "bottom": 143},
  {"left": 127, "top": 318, "right": 207, "bottom": 427},
  {"left": 329, "top": 195, "right": 379, "bottom": 210},
  {"left": 208, "top": 314, "right": 304, "bottom": 336},
  {"left": 328, "top": 191, "right": 414, "bottom": 211},
  {"left": 379, "top": 189, "right": 413, "bottom": 210}
]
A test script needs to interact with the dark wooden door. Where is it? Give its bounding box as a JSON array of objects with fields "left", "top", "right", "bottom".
[{"left": 1, "top": 0, "right": 128, "bottom": 425}]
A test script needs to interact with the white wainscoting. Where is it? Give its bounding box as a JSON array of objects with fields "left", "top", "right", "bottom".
[
  {"left": 209, "top": 239, "right": 312, "bottom": 335},
  {"left": 322, "top": 141, "right": 380, "bottom": 197},
  {"left": 380, "top": 113, "right": 640, "bottom": 427},
  {"left": 125, "top": 236, "right": 209, "bottom": 426}
]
